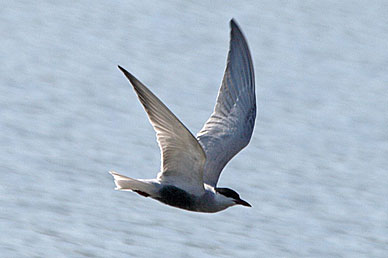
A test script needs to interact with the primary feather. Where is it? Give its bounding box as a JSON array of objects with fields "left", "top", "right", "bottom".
[
  {"left": 197, "top": 19, "right": 256, "bottom": 187},
  {"left": 118, "top": 66, "right": 206, "bottom": 195}
]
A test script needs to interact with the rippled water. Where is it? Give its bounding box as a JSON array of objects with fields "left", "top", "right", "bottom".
[{"left": 1, "top": 1, "right": 388, "bottom": 257}]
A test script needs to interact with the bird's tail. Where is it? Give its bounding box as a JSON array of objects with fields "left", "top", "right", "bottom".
[{"left": 109, "top": 171, "right": 155, "bottom": 197}]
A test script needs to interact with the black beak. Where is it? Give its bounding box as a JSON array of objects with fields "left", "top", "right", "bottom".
[{"left": 235, "top": 198, "right": 252, "bottom": 207}]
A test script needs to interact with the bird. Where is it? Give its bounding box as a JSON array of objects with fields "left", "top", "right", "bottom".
[{"left": 109, "top": 19, "right": 256, "bottom": 213}]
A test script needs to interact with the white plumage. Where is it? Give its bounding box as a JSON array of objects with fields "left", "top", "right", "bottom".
[{"left": 109, "top": 19, "right": 255, "bottom": 213}]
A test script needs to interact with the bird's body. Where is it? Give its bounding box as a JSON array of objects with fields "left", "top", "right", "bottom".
[{"left": 110, "top": 19, "right": 255, "bottom": 213}]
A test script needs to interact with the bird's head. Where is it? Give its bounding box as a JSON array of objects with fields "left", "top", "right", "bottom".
[{"left": 215, "top": 187, "right": 251, "bottom": 207}]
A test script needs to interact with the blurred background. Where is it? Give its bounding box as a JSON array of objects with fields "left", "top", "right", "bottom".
[{"left": 1, "top": 1, "right": 387, "bottom": 257}]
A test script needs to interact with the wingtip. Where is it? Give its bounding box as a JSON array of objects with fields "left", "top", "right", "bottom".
[
  {"left": 117, "top": 65, "right": 128, "bottom": 75},
  {"left": 117, "top": 65, "right": 137, "bottom": 83},
  {"left": 230, "top": 18, "right": 239, "bottom": 29},
  {"left": 229, "top": 18, "right": 244, "bottom": 39}
]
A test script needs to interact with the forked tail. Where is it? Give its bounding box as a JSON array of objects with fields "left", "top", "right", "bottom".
[{"left": 109, "top": 171, "right": 156, "bottom": 197}]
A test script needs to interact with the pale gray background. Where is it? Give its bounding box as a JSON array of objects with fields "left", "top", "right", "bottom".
[{"left": 1, "top": 1, "right": 387, "bottom": 257}]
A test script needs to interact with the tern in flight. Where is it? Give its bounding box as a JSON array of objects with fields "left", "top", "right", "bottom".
[{"left": 110, "top": 19, "right": 256, "bottom": 213}]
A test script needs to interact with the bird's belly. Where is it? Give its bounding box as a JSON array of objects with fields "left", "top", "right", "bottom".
[{"left": 156, "top": 185, "right": 197, "bottom": 211}]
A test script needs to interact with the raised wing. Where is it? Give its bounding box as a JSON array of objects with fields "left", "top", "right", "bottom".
[
  {"left": 118, "top": 66, "right": 206, "bottom": 195},
  {"left": 197, "top": 19, "right": 256, "bottom": 187}
]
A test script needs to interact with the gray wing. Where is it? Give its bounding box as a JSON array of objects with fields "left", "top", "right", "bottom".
[
  {"left": 197, "top": 19, "right": 256, "bottom": 187},
  {"left": 118, "top": 66, "right": 206, "bottom": 195}
]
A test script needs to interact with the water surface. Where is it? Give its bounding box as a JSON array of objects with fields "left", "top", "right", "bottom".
[{"left": 1, "top": 1, "right": 387, "bottom": 257}]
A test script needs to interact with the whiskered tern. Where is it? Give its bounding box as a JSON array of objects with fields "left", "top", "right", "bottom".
[{"left": 110, "top": 19, "right": 256, "bottom": 213}]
